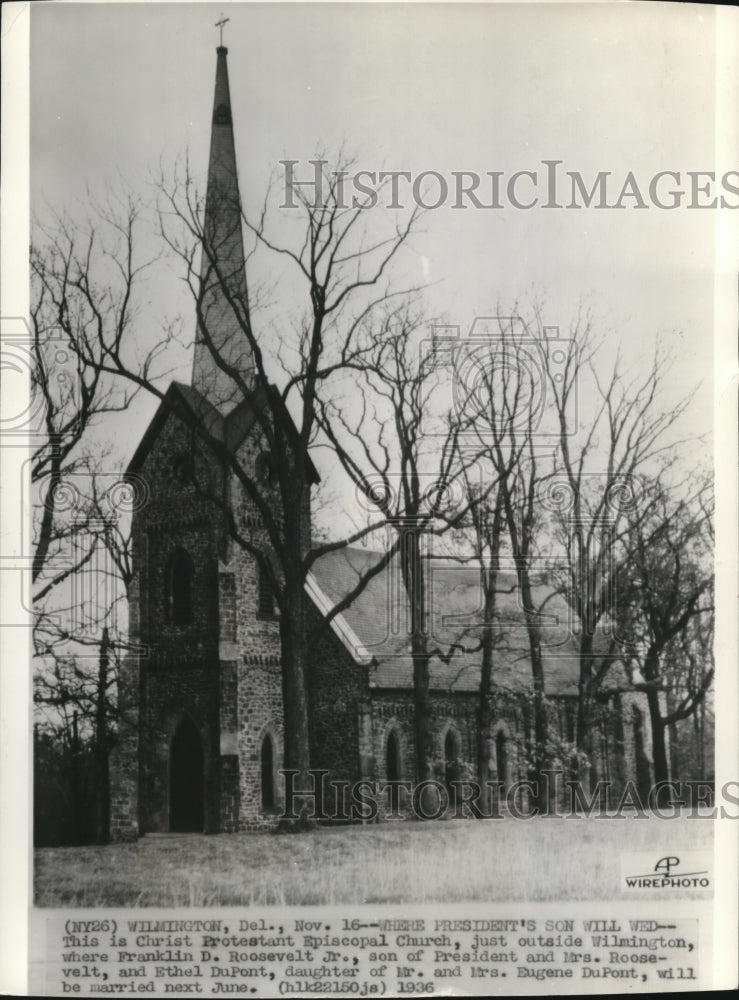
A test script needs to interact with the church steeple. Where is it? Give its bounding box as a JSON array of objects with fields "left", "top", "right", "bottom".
[{"left": 192, "top": 42, "right": 254, "bottom": 412}]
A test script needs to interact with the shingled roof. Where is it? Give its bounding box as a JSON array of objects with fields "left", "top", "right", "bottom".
[{"left": 310, "top": 546, "right": 617, "bottom": 696}]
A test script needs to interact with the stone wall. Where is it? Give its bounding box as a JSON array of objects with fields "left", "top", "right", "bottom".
[
  {"left": 229, "top": 431, "right": 288, "bottom": 831},
  {"left": 366, "top": 688, "right": 528, "bottom": 786},
  {"left": 111, "top": 408, "right": 225, "bottom": 838},
  {"left": 304, "top": 604, "right": 369, "bottom": 818}
]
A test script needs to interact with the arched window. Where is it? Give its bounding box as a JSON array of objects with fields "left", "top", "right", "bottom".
[
  {"left": 257, "top": 563, "right": 276, "bottom": 618},
  {"left": 255, "top": 452, "right": 277, "bottom": 486},
  {"left": 261, "top": 733, "right": 275, "bottom": 812},
  {"left": 495, "top": 730, "right": 509, "bottom": 787},
  {"left": 385, "top": 728, "right": 404, "bottom": 814},
  {"left": 166, "top": 548, "right": 194, "bottom": 625},
  {"left": 444, "top": 728, "right": 461, "bottom": 795},
  {"left": 386, "top": 729, "right": 402, "bottom": 783}
]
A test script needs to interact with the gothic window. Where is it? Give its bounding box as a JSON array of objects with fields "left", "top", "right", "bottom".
[
  {"left": 166, "top": 547, "right": 194, "bottom": 626},
  {"left": 385, "top": 727, "right": 404, "bottom": 814},
  {"left": 257, "top": 562, "right": 276, "bottom": 618},
  {"left": 386, "top": 728, "right": 402, "bottom": 782},
  {"left": 444, "top": 727, "right": 461, "bottom": 794},
  {"left": 261, "top": 733, "right": 275, "bottom": 812},
  {"left": 255, "top": 452, "right": 277, "bottom": 486}
]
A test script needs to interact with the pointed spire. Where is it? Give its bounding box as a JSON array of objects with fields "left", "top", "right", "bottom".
[{"left": 192, "top": 44, "right": 254, "bottom": 412}]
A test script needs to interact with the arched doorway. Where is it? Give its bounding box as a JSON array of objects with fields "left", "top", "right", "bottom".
[{"left": 170, "top": 716, "right": 204, "bottom": 832}]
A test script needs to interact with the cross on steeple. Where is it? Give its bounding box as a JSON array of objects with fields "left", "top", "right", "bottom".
[{"left": 215, "top": 14, "right": 230, "bottom": 47}]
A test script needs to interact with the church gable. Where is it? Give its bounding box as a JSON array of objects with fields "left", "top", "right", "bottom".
[{"left": 127, "top": 382, "right": 225, "bottom": 479}]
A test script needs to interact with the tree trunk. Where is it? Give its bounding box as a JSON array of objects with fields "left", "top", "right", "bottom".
[
  {"left": 94, "top": 627, "right": 111, "bottom": 843},
  {"left": 519, "top": 571, "right": 548, "bottom": 811},
  {"left": 70, "top": 710, "right": 82, "bottom": 843},
  {"left": 697, "top": 700, "right": 705, "bottom": 781},
  {"left": 400, "top": 526, "right": 436, "bottom": 811},
  {"left": 477, "top": 496, "right": 504, "bottom": 816},
  {"left": 477, "top": 625, "right": 494, "bottom": 816},
  {"left": 646, "top": 684, "right": 670, "bottom": 789},
  {"left": 412, "top": 651, "right": 434, "bottom": 785},
  {"left": 33, "top": 455, "right": 62, "bottom": 583},
  {"left": 574, "top": 632, "right": 598, "bottom": 792},
  {"left": 279, "top": 585, "right": 315, "bottom": 830}
]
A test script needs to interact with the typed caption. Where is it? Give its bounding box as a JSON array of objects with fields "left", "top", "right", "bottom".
[{"left": 37, "top": 905, "right": 706, "bottom": 997}]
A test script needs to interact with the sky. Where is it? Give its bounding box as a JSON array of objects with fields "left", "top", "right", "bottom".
[{"left": 29, "top": 0, "right": 723, "bottom": 514}]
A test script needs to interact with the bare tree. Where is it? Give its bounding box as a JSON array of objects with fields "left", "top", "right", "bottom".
[
  {"left": 31, "top": 224, "right": 145, "bottom": 842},
  {"left": 463, "top": 484, "right": 510, "bottom": 811},
  {"left": 317, "top": 306, "right": 480, "bottom": 791},
  {"left": 31, "top": 158, "right": 421, "bottom": 827},
  {"left": 616, "top": 476, "right": 714, "bottom": 788},
  {"left": 539, "top": 312, "right": 695, "bottom": 769},
  {"left": 34, "top": 624, "right": 124, "bottom": 843},
  {"left": 30, "top": 197, "right": 149, "bottom": 596},
  {"left": 458, "top": 318, "right": 554, "bottom": 805}
]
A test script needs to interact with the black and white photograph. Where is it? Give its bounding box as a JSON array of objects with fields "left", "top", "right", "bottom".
[{"left": 1, "top": 0, "right": 737, "bottom": 994}]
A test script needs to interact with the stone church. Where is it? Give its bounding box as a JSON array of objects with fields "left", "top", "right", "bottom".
[{"left": 109, "top": 45, "right": 652, "bottom": 840}]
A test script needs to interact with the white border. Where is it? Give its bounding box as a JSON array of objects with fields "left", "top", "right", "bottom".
[
  {"left": 0, "top": 2, "right": 31, "bottom": 997},
  {"left": 712, "top": 4, "right": 739, "bottom": 991},
  {"left": 2, "top": 1, "right": 738, "bottom": 995}
]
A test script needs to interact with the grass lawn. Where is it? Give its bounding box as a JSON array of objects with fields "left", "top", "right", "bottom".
[{"left": 35, "top": 815, "right": 713, "bottom": 908}]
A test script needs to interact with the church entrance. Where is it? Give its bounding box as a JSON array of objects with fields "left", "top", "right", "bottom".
[{"left": 170, "top": 716, "right": 204, "bottom": 832}]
